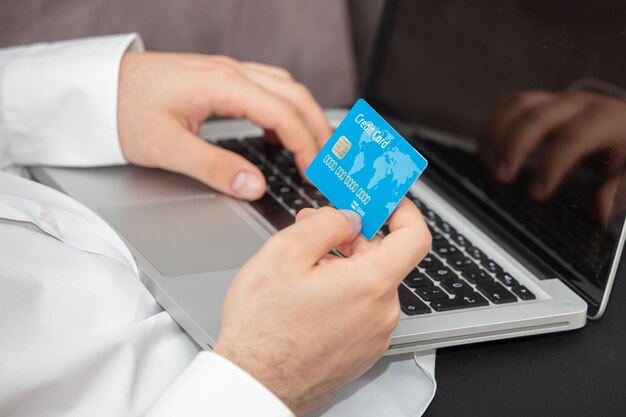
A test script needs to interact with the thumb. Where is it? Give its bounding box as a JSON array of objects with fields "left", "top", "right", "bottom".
[
  {"left": 271, "top": 207, "right": 362, "bottom": 267},
  {"left": 161, "top": 129, "right": 267, "bottom": 200}
]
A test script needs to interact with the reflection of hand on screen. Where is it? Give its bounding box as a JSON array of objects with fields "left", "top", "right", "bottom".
[{"left": 479, "top": 90, "right": 626, "bottom": 222}]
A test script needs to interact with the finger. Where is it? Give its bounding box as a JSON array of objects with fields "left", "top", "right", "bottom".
[
  {"left": 156, "top": 125, "right": 266, "bottom": 200},
  {"left": 296, "top": 208, "right": 385, "bottom": 257},
  {"left": 209, "top": 74, "right": 319, "bottom": 173},
  {"left": 241, "top": 62, "right": 294, "bottom": 81},
  {"left": 241, "top": 64, "right": 333, "bottom": 148},
  {"left": 596, "top": 176, "right": 620, "bottom": 226},
  {"left": 479, "top": 91, "right": 554, "bottom": 168},
  {"left": 295, "top": 207, "right": 316, "bottom": 222},
  {"left": 352, "top": 199, "right": 431, "bottom": 282},
  {"left": 530, "top": 111, "right": 626, "bottom": 200},
  {"left": 495, "top": 95, "right": 588, "bottom": 182},
  {"left": 267, "top": 207, "right": 362, "bottom": 269}
]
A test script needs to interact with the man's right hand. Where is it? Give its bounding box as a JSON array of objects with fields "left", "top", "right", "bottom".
[{"left": 214, "top": 200, "right": 431, "bottom": 416}]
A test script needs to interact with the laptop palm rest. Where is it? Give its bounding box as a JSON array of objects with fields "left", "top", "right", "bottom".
[{"left": 100, "top": 196, "right": 266, "bottom": 276}]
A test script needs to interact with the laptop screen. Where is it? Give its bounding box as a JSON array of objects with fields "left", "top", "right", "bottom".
[{"left": 366, "top": 0, "right": 626, "bottom": 314}]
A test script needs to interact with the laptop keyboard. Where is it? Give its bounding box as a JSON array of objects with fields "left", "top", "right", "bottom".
[
  {"left": 421, "top": 141, "right": 605, "bottom": 281},
  {"left": 216, "top": 136, "right": 536, "bottom": 316}
]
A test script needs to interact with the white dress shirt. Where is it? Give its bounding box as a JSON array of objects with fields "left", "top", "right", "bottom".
[{"left": 0, "top": 33, "right": 293, "bottom": 417}]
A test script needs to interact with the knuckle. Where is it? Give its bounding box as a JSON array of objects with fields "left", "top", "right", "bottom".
[
  {"left": 214, "top": 62, "right": 242, "bottom": 80},
  {"left": 280, "top": 102, "right": 299, "bottom": 121},
  {"left": 274, "top": 66, "right": 294, "bottom": 80},
  {"left": 292, "top": 82, "right": 313, "bottom": 99},
  {"left": 213, "top": 55, "right": 240, "bottom": 68},
  {"left": 522, "top": 106, "right": 549, "bottom": 124}
]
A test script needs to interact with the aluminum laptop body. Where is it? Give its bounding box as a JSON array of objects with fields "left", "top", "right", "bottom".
[{"left": 31, "top": 0, "right": 626, "bottom": 354}]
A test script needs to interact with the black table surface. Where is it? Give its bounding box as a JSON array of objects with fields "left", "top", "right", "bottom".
[{"left": 424, "top": 254, "right": 626, "bottom": 417}]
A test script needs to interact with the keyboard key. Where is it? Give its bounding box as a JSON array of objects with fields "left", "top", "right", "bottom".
[
  {"left": 303, "top": 184, "right": 324, "bottom": 199},
  {"left": 243, "top": 136, "right": 266, "bottom": 150},
  {"left": 511, "top": 285, "right": 536, "bottom": 300},
  {"left": 432, "top": 233, "right": 448, "bottom": 247},
  {"left": 268, "top": 152, "right": 293, "bottom": 167},
  {"left": 447, "top": 256, "right": 477, "bottom": 271},
  {"left": 289, "top": 175, "right": 307, "bottom": 189},
  {"left": 484, "top": 259, "right": 504, "bottom": 275},
  {"left": 430, "top": 293, "right": 489, "bottom": 311},
  {"left": 496, "top": 272, "right": 519, "bottom": 287},
  {"left": 255, "top": 162, "right": 274, "bottom": 177},
  {"left": 466, "top": 246, "right": 487, "bottom": 262},
  {"left": 440, "top": 278, "right": 474, "bottom": 294},
  {"left": 461, "top": 269, "right": 492, "bottom": 284},
  {"left": 282, "top": 164, "right": 299, "bottom": 176},
  {"left": 424, "top": 209, "right": 441, "bottom": 223},
  {"left": 217, "top": 138, "right": 246, "bottom": 153},
  {"left": 313, "top": 197, "right": 330, "bottom": 207},
  {"left": 266, "top": 174, "right": 287, "bottom": 187},
  {"left": 404, "top": 270, "right": 434, "bottom": 288},
  {"left": 434, "top": 245, "right": 460, "bottom": 258},
  {"left": 450, "top": 232, "right": 471, "bottom": 247},
  {"left": 475, "top": 281, "right": 517, "bottom": 304},
  {"left": 398, "top": 285, "right": 431, "bottom": 315},
  {"left": 411, "top": 197, "right": 425, "bottom": 210},
  {"left": 416, "top": 286, "right": 449, "bottom": 301},
  {"left": 418, "top": 254, "right": 442, "bottom": 269},
  {"left": 437, "top": 221, "right": 454, "bottom": 234},
  {"left": 271, "top": 184, "right": 300, "bottom": 198},
  {"left": 425, "top": 266, "right": 455, "bottom": 281},
  {"left": 249, "top": 194, "right": 294, "bottom": 230},
  {"left": 245, "top": 136, "right": 282, "bottom": 158},
  {"left": 282, "top": 196, "right": 312, "bottom": 211},
  {"left": 239, "top": 150, "right": 259, "bottom": 162}
]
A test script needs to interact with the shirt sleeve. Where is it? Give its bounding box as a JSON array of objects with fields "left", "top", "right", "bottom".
[
  {"left": 148, "top": 351, "right": 295, "bottom": 417},
  {"left": 0, "top": 33, "right": 144, "bottom": 171}
]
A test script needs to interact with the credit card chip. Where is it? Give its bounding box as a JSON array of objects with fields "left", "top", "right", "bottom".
[{"left": 332, "top": 136, "right": 352, "bottom": 159}]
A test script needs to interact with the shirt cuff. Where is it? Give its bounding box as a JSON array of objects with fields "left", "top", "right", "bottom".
[
  {"left": 1, "top": 33, "right": 144, "bottom": 168},
  {"left": 147, "top": 351, "right": 295, "bottom": 417}
]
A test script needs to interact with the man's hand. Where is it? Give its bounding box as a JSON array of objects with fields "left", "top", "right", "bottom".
[
  {"left": 214, "top": 200, "right": 431, "bottom": 416},
  {"left": 480, "top": 91, "right": 626, "bottom": 200},
  {"left": 117, "top": 52, "right": 332, "bottom": 200}
]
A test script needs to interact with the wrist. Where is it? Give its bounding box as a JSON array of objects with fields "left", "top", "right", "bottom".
[{"left": 214, "top": 341, "right": 306, "bottom": 414}]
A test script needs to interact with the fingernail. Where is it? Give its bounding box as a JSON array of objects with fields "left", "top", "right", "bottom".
[
  {"left": 232, "top": 171, "right": 264, "bottom": 200},
  {"left": 339, "top": 210, "right": 362, "bottom": 235}
]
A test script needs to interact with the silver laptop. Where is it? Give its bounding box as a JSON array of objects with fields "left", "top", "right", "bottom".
[{"left": 31, "top": 0, "right": 626, "bottom": 354}]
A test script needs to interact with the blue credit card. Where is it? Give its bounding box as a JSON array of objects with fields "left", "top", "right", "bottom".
[{"left": 305, "top": 99, "right": 428, "bottom": 239}]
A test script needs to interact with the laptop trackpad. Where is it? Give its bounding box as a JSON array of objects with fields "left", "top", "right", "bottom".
[{"left": 100, "top": 196, "right": 267, "bottom": 276}]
